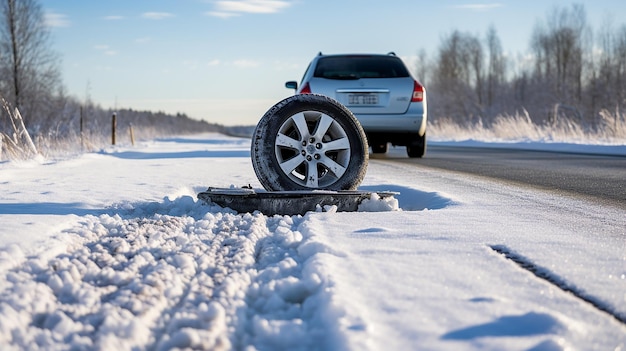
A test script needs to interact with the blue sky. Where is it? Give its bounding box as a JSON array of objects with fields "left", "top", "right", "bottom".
[{"left": 42, "top": 0, "right": 625, "bottom": 126}]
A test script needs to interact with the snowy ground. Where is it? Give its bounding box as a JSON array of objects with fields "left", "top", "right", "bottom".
[{"left": 0, "top": 133, "right": 624, "bottom": 350}]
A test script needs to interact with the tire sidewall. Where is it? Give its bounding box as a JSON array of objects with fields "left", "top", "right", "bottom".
[{"left": 252, "top": 94, "right": 368, "bottom": 191}]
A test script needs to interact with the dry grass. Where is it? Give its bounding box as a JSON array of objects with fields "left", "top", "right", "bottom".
[{"left": 429, "top": 109, "right": 626, "bottom": 144}]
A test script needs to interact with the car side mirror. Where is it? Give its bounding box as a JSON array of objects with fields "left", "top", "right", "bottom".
[{"left": 285, "top": 81, "right": 298, "bottom": 91}]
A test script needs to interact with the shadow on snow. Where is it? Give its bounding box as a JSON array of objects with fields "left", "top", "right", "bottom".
[
  {"left": 441, "top": 312, "right": 562, "bottom": 340},
  {"left": 102, "top": 150, "right": 250, "bottom": 159},
  {"left": 359, "top": 184, "right": 454, "bottom": 211},
  {"left": 0, "top": 202, "right": 105, "bottom": 216},
  {"left": 154, "top": 137, "right": 250, "bottom": 146}
]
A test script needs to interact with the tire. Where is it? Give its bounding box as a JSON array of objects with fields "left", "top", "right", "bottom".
[
  {"left": 252, "top": 94, "right": 369, "bottom": 191},
  {"left": 406, "top": 133, "right": 426, "bottom": 158},
  {"left": 371, "top": 143, "right": 388, "bottom": 154}
]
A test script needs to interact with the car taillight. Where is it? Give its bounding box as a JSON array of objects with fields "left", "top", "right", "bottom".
[
  {"left": 411, "top": 80, "right": 424, "bottom": 102},
  {"left": 299, "top": 82, "right": 311, "bottom": 94}
]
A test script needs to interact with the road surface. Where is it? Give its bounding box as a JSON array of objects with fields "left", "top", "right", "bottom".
[{"left": 374, "top": 145, "right": 626, "bottom": 210}]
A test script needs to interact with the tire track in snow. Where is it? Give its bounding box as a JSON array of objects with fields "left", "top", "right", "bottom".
[
  {"left": 0, "top": 197, "right": 352, "bottom": 350},
  {"left": 490, "top": 244, "right": 626, "bottom": 326},
  {"left": 0, "top": 197, "right": 271, "bottom": 349}
]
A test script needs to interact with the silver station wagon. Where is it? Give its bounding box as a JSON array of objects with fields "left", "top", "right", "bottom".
[{"left": 286, "top": 52, "right": 428, "bottom": 157}]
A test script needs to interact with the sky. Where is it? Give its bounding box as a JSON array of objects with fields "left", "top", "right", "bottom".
[{"left": 41, "top": 0, "right": 626, "bottom": 126}]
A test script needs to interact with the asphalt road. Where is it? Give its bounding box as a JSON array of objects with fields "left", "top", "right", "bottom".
[{"left": 375, "top": 146, "right": 626, "bottom": 210}]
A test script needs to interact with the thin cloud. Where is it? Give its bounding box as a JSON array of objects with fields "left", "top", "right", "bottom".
[
  {"left": 232, "top": 59, "right": 260, "bottom": 68},
  {"left": 208, "top": 0, "right": 291, "bottom": 18},
  {"left": 104, "top": 15, "right": 124, "bottom": 20},
  {"left": 94, "top": 45, "right": 117, "bottom": 56},
  {"left": 142, "top": 12, "right": 174, "bottom": 20},
  {"left": 452, "top": 3, "right": 502, "bottom": 11},
  {"left": 272, "top": 60, "right": 301, "bottom": 71},
  {"left": 207, "top": 59, "right": 221, "bottom": 66},
  {"left": 206, "top": 11, "right": 241, "bottom": 19},
  {"left": 44, "top": 12, "right": 70, "bottom": 27}
]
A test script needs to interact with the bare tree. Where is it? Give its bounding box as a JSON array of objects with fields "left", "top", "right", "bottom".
[
  {"left": 592, "top": 21, "right": 626, "bottom": 119},
  {"left": 431, "top": 30, "right": 485, "bottom": 121},
  {"left": 467, "top": 35, "right": 484, "bottom": 106},
  {"left": 486, "top": 26, "right": 505, "bottom": 107},
  {"left": 422, "top": 2, "right": 625, "bottom": 130},
  {"left": 531, "top": 4, "right": 588, "bottom": 103},
  {"left": 0, "top": 0, "right": 62, "bottom": 132},
  {"left": 612, "top": 25, "right": 626, "bottom": 110}
]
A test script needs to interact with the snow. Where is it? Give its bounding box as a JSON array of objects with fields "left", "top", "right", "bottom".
[{"left": 0, "top": 133, "right": 624, "bottom": 350}]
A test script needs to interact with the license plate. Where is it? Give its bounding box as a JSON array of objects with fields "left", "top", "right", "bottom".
[{"left": 348, "top": 93, "right": 378, "bottom": 105}]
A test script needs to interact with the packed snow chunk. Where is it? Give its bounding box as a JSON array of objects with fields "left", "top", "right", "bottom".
[
  {"left": 164, "top": 195, "right": 197, "bottom": 216},
  {"left": 0, "top": 303, "right": 25, "bottom": 342},
  {"left": 251, "top": 316, "right": 309, "bottom": 350},
  {"left": 0, "top": 244, "right": 25, "bottom": 271},
  {"left": 273, "top": 226, "right": 303, "bottom": 248},
  {"left": 317, "top": 204, "right": 338, "bottom": 213},
  {"left": 42, "top": 310, "right": 82, "bottom": 335},
  {"left": 156, "top": 327, "right": 230, "bottom": 351},
  {"left": 300, "top": 261, "right": 325, "bottom": 293},
  {"left": 96, "top": 307, "right": 153, "bottom": 350},
  {"left": 46, "top": 274, "right": 64, "bottom": 295},
  {"left": 171, "top": 253, "right": 197, "bottom": 277},
  {"left": 357, "top": 192, "right": 399, "bottom": 212},
  {"left": 275, "top": 276, "right": 313, "bottom": 304},
  {"left": 156, "top": 330, "right": 195, "bottom": 351}
]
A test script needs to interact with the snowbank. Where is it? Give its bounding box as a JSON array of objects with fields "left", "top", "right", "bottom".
[{"left": 0, "top": 133, "right": 624, "bottom": 350}]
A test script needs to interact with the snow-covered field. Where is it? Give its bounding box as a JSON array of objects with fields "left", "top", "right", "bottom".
[{"left": 0, "top": 133, "right": 624, "bottom": 350}]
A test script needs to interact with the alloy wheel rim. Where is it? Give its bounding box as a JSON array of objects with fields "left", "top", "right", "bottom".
[{"left": 274, "top": 111, "right": 351, "bottom": 188}]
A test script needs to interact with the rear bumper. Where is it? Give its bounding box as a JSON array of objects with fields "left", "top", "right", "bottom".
[
  {"left": 353, "top": 101, "right": 426, "bottom": 135},
  {"left": 356, "top": 111, "right": 426, "bottom": 136},
  {"left": 357, "top": 114, "right": 425, "bottom": 132},
  {"left": 352, "top": 102, "right": 427, "bottom": 146}
]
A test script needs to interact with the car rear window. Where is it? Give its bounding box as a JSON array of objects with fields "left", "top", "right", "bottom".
[{"left": 313, "top": 56, "right": 410, "bottom": 79}]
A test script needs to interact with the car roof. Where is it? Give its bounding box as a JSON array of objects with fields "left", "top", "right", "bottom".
[{"left": 315, "top": 52, "right": 398, "bottom": 58}]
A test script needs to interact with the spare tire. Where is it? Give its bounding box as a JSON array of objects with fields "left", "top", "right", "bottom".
[{"left": 252, "top": 94, "right": 368, "bottom": 191}]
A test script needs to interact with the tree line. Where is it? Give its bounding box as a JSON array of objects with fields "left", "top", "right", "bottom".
[
  {"left": 419, "top": 3, "right": 625, "bottom": 130},
  {"left": 0, "top": 0, "right": 222, "bottom": 156}
]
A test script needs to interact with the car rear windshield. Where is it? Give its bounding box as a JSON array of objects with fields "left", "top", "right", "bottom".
[{"left": 313, "top": 56, "right": 410, "bottom": 80}]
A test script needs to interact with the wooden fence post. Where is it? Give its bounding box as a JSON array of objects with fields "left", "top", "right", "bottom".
[
  {"left": 112, "top": 112, "right": 117, "bottom": 145},
  {"left": 129, "top": 124, "right": 135, "bottom": 146}
]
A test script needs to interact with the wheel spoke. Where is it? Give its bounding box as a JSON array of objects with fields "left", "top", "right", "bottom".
[
  {"left": 322, "top": 137, "right": 350, "bottom": 152},
  {"left": 279, "top": 154, "right": 305, "bottom": 175},
  {"left": 289, "top": 113, "right": 310, "bottom": 140},
  {"left": 276, "top": 132, "right": 301, "bottom": 149},
  {"left": 305, "top": 165, "right": 319, "bottom": 188},
  {"left": 313, "top": 114, "right": 334, "bottom": 140},
  {"left": 318, "top": 154, "right": 347, "bottom": 178}
]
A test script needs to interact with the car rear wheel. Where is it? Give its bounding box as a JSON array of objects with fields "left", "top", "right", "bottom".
[
  {"left": 407, "top": 133, "right": 426, "bottom": 158},
  {"left": 252, "top": 94, "right": 369, "bottom": 191}
]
